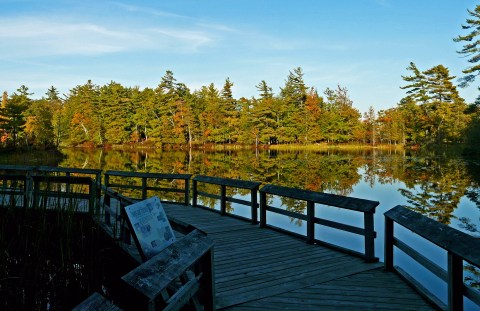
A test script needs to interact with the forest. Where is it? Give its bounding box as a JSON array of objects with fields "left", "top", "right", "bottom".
[
  {"left": 2, "top": 5, "right": 480, "bottom": 151},
  {"left": 0, "top": 63, "right": 477, "bottom": 151}
]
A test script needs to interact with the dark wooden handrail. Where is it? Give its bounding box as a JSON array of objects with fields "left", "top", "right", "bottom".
[
  {"left": 0, "top": 166, "right": 102, "bottom": 212},
  {"left": 385, "top": 205, "right": 480, "bottom": 311},
  {"left": 260, "top": 184, "right": 378, "bottom": 213},
  {"left": 192, "top": 175, "right": 261, "bottom": 224},
  {"left": 0, "top": 173, "right": 28, "bottom": 208},
  {"left": 260, "top": 184, "right": 379, "bottom": 262},
  {"left": 104, "top": 170, "right": 192, "bottom": 205},
  {"left": 32, "top": 175, "right": 95, "bottom": 213}
]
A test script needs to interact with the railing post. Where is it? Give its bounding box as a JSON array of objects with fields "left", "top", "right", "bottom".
[
  {"left": 199, "top": 246, "right": 216, "bottom": 311},
  {"left": 384, "top": 216, "right": 394, "bottom": 271},
  {"left": 66, "top": 172, "right": 71, "bottom": 195},
  {"left": 33, "top": 177, "right": 39, "bottom": 209},
  {"left": 259, "top": 191, "right": 267, "bottom": 228},
  {"left": 88, "top": 179, "right": 94, "bottom": 214},
  {"left": 220, "top": 185, "right": 226, "bottom": 215},
  {"left": 192, "top": 179, "right": 198, "bottom": 207},
  {"left": 26, "top": 168, "right": 34, "bottom": 208},
  {"left": 364, "top": 211, "right": 376, "bottom": 262},
  {"left": 184, "top": 177, "right": 190, "bottom": 206},
  {"left": 448, "top": 252, "right": 463, "bottom": 311},
  {"left": 104, "top": 174, "right": 111, "bottom": 225},
  {"left": 23, "top": 175, "right": 29, "bottom": 209},
  {"left": 306, "top": 200, "right": 315, "bottom": 244},
  {"left": 251, "top": 187, "right": 258, "bottom": 225},
  {"left": 141, "top": 177, "right": 147, "bottom": 200},
  {"left": 95, "top": 172, "right": 102, "bottom": 214}
]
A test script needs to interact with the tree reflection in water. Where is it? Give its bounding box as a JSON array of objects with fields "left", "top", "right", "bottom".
[
  {"left": 3, "top": 147, "right": 479, "bottom": 288},
  {"left": 56, "top": 147, "right": 479, "bottom": 229}
]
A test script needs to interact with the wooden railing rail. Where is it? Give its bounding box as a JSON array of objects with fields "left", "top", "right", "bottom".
[
  {"left": 259, "top": 184, "right": 379, "bottom": 262},
  {"left": 192, "top": 175, "right": 261, "bottom": 224},
  {"left": 32, "top": 175, "right": 95, "bottom": 213},
  {"left": 0, "top": 173, "right": 29, "bottom": 208},
  {"left": 104, "top": 170, "right": 192, "bottom": 205},
  {"left": 0, "top": 166, "right": 102, "bottom": 212},
  {"left": 385, "top": 205, "right": 480, "bottom": 311},
  {"left": 0, "top": 166, "right": 35, "bottom": 207},
  {"left": 35, "top": 166, "right": 102, "bottom": 211}
]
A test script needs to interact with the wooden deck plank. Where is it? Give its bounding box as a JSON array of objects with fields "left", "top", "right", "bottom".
[
  {"left": 160, "top": 203, "right": 435, "bottom": 310},
  {"left": 227, "top": 268, "right": 435, "bottom": 311}
]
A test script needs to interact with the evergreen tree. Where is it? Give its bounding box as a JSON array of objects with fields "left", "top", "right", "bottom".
[
  {"left": 454, "top": 4, "right": 480, "bottom": 89},
  {"left": 63, "top": 80, "right": 102, "bottom": 146},
  {"left": 46, "top": 86, "right": 67, "bottom": 147},
  {"left": 0, "top": 86, "right": 31, "bottom": 147},
  {"left": 221, "top": 78, "right": 239, "bottom": 143},
  {"left": 400, "top": 63, "right": 469, "bottom": 144},
  {"left": 400, "top": 62, "right": 429, "bottom": 104},
  {"left": 279, "top": 67, "right": 307, "bottom": 143},
  {"left": 363, "top": 106, "right": 377, "bottom": 145},
  {"left": 256, "top": 80, "right": 273, "bottom": 100},
  {"left": 25, "top": 99, "right": 54, "bottom": 148}
]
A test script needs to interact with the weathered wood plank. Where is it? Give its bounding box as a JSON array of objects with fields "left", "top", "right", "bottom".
[
  {"left": 385, "top": 205, "right": 480, "bottom": 267},
  {"left": 105, "top": 170, "right": 192, "bottom": 180},
  {"left": 227, "top": 268, "right": 435, "bottom": 311},
  {"left": 130, "top": 202, "right": 434, "bottom": 310},
  {"left": 260, "top": 184, "right": 379, "bottom": 212},
  {"left": 72, "top": 292, "right": 122, "bottom": 311},
  {"left": 193, "top": 175, "right": 261, "bottom": 190},
  {"left": 216, "top": 262, "right": 382, "bottom": 309},
  {"left": 122, "top": 230, "right": 214, "bottom": 300}
]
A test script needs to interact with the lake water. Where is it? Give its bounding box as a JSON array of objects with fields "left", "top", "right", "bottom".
[{"left": 1, "top": 147, "right": 479, "bottom": 307}]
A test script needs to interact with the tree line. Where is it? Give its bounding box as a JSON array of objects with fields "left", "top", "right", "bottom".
[
  {"left": 2, "top": 4, "right": 480, "bottom": 150},
  {"left": 0, "top": 65, "right": 475, "bottom": 150}
]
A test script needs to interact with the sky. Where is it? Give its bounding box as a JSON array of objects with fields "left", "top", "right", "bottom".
[{"left": 0, "top": 0, "right": 478, "bottom": 113}]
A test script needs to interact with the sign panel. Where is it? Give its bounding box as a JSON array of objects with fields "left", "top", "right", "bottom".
[{"left": 124, "top": 196, "right": 175, "bottom": 259}]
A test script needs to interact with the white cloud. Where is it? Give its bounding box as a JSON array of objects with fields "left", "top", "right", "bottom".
[
  {"left": 0, "top": 16, "right": 219, "bottom": 58},
  {"left": 147, "top": 28, "right": 214, "bottom": 52},
  {"left": 0, "top": 17, "right": 138, "bottom": 56},
  {"left": 111, "top": 2, "right": 190, "bottom": 20}
]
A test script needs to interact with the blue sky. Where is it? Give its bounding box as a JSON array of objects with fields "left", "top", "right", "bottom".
[{"left": 0, "top": 0, "right": 478, "bottom": 113}]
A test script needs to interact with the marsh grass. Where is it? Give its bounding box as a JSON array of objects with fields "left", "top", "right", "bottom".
[
  {"left": 0, "top": 186, "right": 137, "bottom": 310},
  {"left": 269, "top": 143, "right": 404, "bottom": 152}
]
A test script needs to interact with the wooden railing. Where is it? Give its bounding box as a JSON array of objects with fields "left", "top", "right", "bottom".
[
  {"left": 385, "top": 205, "right": 480, "bottom": 311},
  {"left": 192, "top": 175, "right": 261, "bottom": 224},
  {"left": 0, "top": 166, "right": 102, "bottom": 213},
  {"left": 104, "top": 170, "right": 191, "bottom": 205},
  {"left": 259, "top": 184, "right": 379, "bottom": 262},
  {"left": 32, "top": 175, "right": 95, "bottom": 213},
  {"left": 0, "top": 172, "right": 29, "bottom": 207}
]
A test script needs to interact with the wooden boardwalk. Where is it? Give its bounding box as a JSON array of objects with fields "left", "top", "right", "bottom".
[{"left": 162, "top": 203, "right": 435, "bottom": 311}]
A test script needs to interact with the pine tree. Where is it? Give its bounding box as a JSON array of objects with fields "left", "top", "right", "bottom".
[
  {"left": 0, "top": 86, "right": 32, "bottom": 147},
  {"left": 454, "top": 5, "right": 480, "bottom": 89},
  {"left": 400, "top": 62, "right": 429, "bottom": 104}
]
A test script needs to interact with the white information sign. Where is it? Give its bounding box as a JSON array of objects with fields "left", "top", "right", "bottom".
[{"left": 124, "top": 196, "right": 175, "bottom": 259}]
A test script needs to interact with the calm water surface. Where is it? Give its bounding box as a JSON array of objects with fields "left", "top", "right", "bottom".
[{"left": 2, "top": 147, "right": 479, "bottom": 306}]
